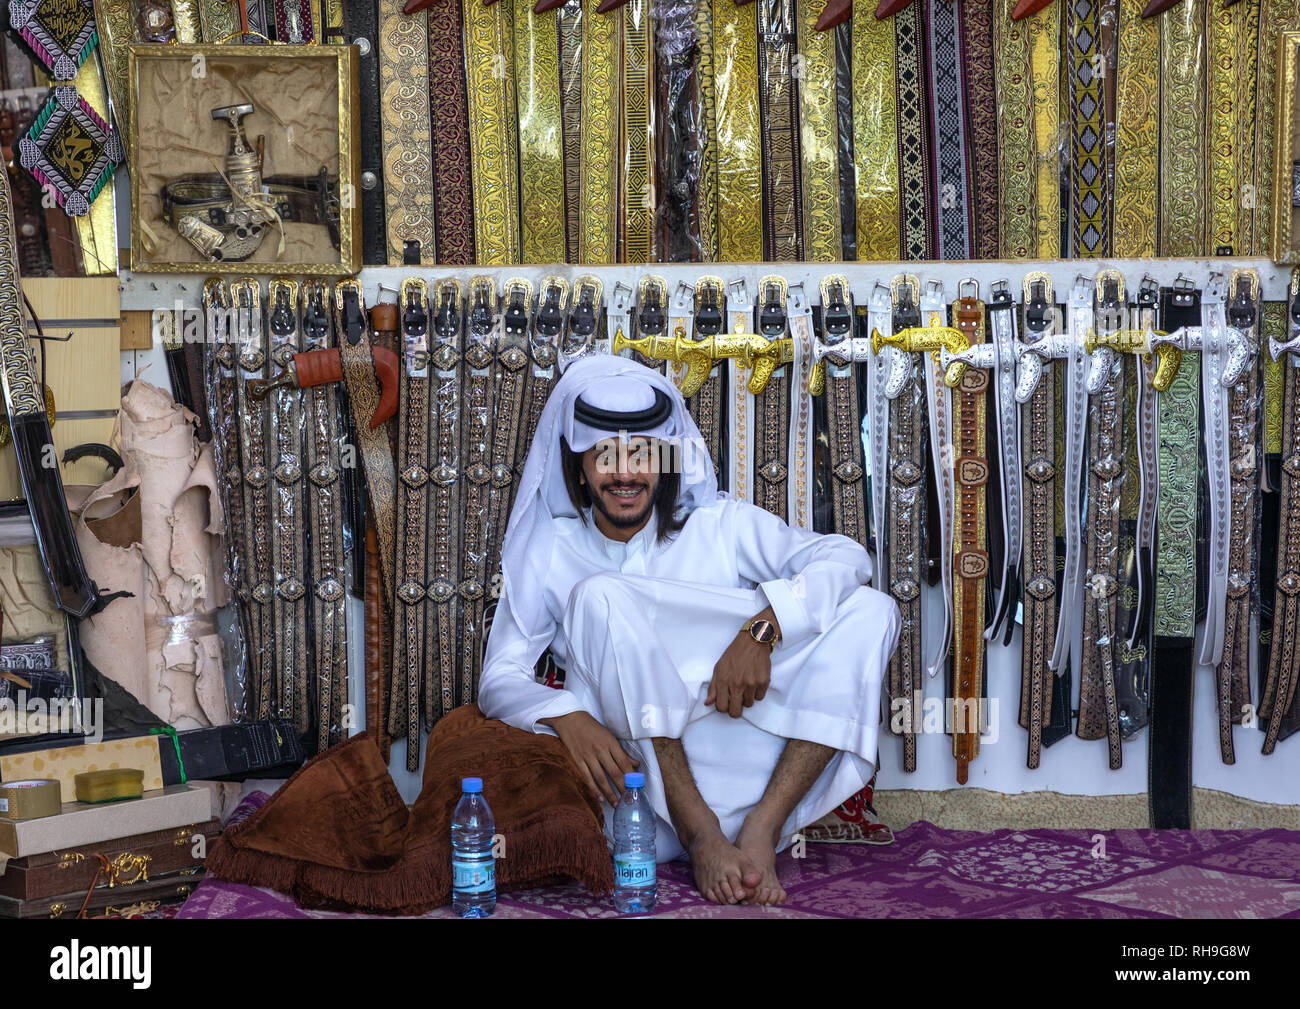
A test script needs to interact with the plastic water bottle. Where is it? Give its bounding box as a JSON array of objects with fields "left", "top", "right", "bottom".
[
  {"left": 612, "top": 772, "right": 656, "bottom": 914},
  {"left": 451, "top": 777, "right": 496, "bottom": 918}
]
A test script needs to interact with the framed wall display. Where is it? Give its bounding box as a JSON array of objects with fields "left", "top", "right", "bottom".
[
  {"left": 126, "top": 43, "right": 360, "bottom": 274},
  {"left": 1275, "top": 31, "right": 1300, "bottom": 265}
]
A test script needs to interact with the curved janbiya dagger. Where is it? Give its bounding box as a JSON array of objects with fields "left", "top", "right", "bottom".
[{"left": 249, "top": 346, "right": 400, "bottom": 428}]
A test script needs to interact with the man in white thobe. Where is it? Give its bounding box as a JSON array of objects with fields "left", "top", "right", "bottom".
[{"left": 479, "top": 356, "right": 900, "bottom": 905}]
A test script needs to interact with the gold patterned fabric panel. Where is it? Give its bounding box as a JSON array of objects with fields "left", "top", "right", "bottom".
[
  {"left": 197, "top": 0, "right": 240, "bottom": 40},
  {"left": 797, "top": 0, "right": 841, "bottom": 263},
  {"left": 378, "top": 1, "right": 435, "bottom": 265},
  {"left": 994, "top": 0, "right": 1035, "bottom": 259},
  {"left": 580, "top": 0, "right": 621, "bottom": 264},
  {"left": 695, "top": 0, "right": 719, "bottom": 261},
  {"left": 171, "top": 0, "right": 201, "bottom": 41},
  {"left": 852, "top": 3, "right": 899, "bottom": 260},
  {"left": 1114, "top": 0, "right": 1159, "bottom": 258},
  {"left": 712, "top": 0, "right": 762, "bottom": 261},
  {"left": 559, "top": 5, "right": 584, "bottom": 262},
  {"left": 515, "top": 0, "right": 566, "bottom": 264},
  {"left": 1206, "top": 0, "right": 1257, "bottom": 256},
  {"left": 623, "top": 0, "right": 654, "bottom": 263},
  {"left": 1253, "top": 0, "right": 1300, "bottom": 256},
  {"left": 466, "top": 0, "right": 521, "bottom": 265},
  {"left": 1264, "top": 301, "right": 1285, "bottom": 457},
  {"left": 92, "top": 0, "right": 134, "bottom": 147},
  {"left": 1027, "top": 1, "right": 1060, "bottom": 258},
  {"left": 1158, "top": 0, "right": 1206, "bottom": 258}
]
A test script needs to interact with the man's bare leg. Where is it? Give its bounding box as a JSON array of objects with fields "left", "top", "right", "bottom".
[
  {"left": 734, "top": 739, "right": 837, "bottom": 906},
  {"left": 650, "top": 736, "right": 762, "bottom": 904}
]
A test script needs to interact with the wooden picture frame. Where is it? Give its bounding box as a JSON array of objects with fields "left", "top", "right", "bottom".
[{"left": 1273, "top": 31, "right": 1300, "bottom": 265}]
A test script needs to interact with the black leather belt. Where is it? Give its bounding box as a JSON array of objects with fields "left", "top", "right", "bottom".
[{"left": 343, "top": 0, "right": 388, "bottom": 264}]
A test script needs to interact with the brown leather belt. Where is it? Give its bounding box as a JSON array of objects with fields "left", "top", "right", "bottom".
[
  {"left": 757, "top": 0, "right": 804, "bottom": 262},
  {"left": 1019, "top": 272, "right": 1058, "bottom": 769},
  {"left": 1077, "top": 269, "right": 1125, "bottom": 769},
  {"left": 952, "top": 282, "right": 989, "bottom": 784},
  {"left": 266, "top": 277, "right": 309, "bottom": 738}
]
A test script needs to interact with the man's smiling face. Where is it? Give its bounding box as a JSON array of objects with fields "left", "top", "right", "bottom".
[{"left": 581, "top": 435, "right": 662, "bottom": 535}]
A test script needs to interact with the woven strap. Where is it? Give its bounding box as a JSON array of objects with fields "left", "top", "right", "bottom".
[
  {"left": 266, "top": 278, "right": 309, "bottom": 738},
  {"left": 466, "top": 0, "right": 521, "bottom": 264},
  {"left": 958, "top": 0, "right": 998, "bottom": 259},
  {"left": 428, "top": 0, "right": 475, "bottom": 264},
  {"left": 1067, "top": 0, "right": 1109, "bottom": 256},
  {"left": 852, "top": 5, "right": 899, "bottom": 259},
  {"left": 579, "top": 0, "right": 620, "bottom": 263},
  {"left": 1158, "top": 0, "right": 1206, "bottom": 257},
  {"left": 894, "top": 1, "right": 932, "bottom": 260},
  {"left": 726, "top": 280, "right": 756, "bottom": 503},
  {"left": 270, "top": 0, "right": 316, "bottom": 41},
  {"left": 993, "top": 0, "right": 1034, "bottom": 259},
  {"left": 797, "top": 0, "right": 840, "bottom": 262},
  {"left": 378, "top": 0, "right": 434, "bottom": 265},
  {"left": 1027, "top": 0, "right": 1060, "bottom": 257},
  {"left": 622, "top": 0, "right": 654, "bottom": 263},
  {"left": 687, "top": 279, "right": 726, "bottom": 483},
  {"left": 712, "top": 0, "right": 762, "bottom": 260},
  {"left": 753, "top": 278, "right": 790, "bottom": 520},
  {"left": 927, "top": 0, "right": 972, "bottom": 260}
]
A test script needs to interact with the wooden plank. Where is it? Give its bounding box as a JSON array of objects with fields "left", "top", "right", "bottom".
[
  {"left": 119, "top": 310, "right": 155, "bottom": 350},
  {"left": 0, "top": 279, "right": 123, "bottom": 500}
]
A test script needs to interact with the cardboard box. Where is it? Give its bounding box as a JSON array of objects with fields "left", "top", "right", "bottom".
[{"left": 0, "top": 786, "right": 209, "bottom": 859}]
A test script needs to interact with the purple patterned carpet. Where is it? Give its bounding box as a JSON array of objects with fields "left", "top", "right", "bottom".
[{"left": 175, "top": 821, "right": 1300, "bottom": 919}]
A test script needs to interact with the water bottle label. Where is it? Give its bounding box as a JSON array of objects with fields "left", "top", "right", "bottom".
[
  {"left": 614, "top": 852, "right": 656, "bottom": 888},
  {"left": 452, "top": 857, "right": 496, "bottom": 894}
]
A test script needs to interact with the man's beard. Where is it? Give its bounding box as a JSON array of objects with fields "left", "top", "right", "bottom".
[{"left": 590, "top": 478, "right": 658, "bottom": 530}]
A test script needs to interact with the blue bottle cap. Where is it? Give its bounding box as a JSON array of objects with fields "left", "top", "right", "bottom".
[
  {"left": 624, "top": 772, "right": 645, "bottom": 788},
  {"left": 461, "top": 777, "right": 483, "bottom": 793}
]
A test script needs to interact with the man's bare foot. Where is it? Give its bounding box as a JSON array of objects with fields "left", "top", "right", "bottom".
[
  {"left": 687, "top": 830, "right": 762, "bottom": 905},
  {"left": 734, "top": 815, "right": 786, "bottom": 906}
]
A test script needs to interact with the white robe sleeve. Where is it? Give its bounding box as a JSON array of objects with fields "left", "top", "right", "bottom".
[
  {"left": 477, "top": 581, "right": 585, "bottom": 736},
  {"left": 729, "top": 497, "right": 874, "bottom": 649}
]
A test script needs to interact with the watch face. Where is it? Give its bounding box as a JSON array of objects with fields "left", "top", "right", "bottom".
[{"left": 751, "top": 620, "right": 776, "bottom": 643}]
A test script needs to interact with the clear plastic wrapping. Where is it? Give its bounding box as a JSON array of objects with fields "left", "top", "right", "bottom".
[{"left": 652, "top": 0, "right": 704, "bottom": 262}]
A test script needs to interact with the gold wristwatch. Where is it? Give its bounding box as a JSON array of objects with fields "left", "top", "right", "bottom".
[{"left": 741, "top": 616, "right": 780, "bottom": 650}]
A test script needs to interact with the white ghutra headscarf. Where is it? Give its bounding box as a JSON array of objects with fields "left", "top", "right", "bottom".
[{"left": 498, "top": 356, "right": 719, "bottom": 638}]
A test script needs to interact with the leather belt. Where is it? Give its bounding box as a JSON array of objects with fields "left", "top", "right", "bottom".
[
  {"left": 467, "top": 0, "right": 521, "bottom": 265},
  {"left": 1067, "top": 0, "right": 1109, "bottom": 256},
  {"left": 499, "top": 279, "right": 536, "bottom": 523},
  {"left": 266, "top": 278, "right": 309, "bottom": 738},
  {"left": 378, "top": 0, "right": 434, "bottom": 265},
  {"left": 959, "top": 0, "right": 999, "bottom": 260},
  {"left": 580, "top": 0, "right": 621, "bottom": 264},
  {"left": 1077, "top": 270, "right": 1126, "bottom": 769},
  {"left": 1150, "top": 278, "right": 1202, "bottom": 828},
  {"left": 1261, "top": 269, "right": 1300, "bottom": 754},
  {"left": 753, "top": 277, "right": 791, "bottom": 519},
  {"left": 893, "top": 0, "right": 933, "bottom": 260},
  {"left": 298, "top": 280, "right": 348, "bottom": 754},
  {"left": 426, "top": 280, "right": 465, "bottom": 726},
  {"left": 1158, "top": 0, "right": 1207, "bottom": 257},
  {"left": 688, "top": 277, "right": 725, "bottom": 483},
  {"left": 1019, "top": 272, "right": 1058, "bottom": 767},
  {"left": 796, "top": 0, "right": 840, "bottom": 262},
  {"left": 1113, "top": 0, "right": 1159, "bottom": 258},
  {"left": 877, "top": 283, "right": 969, "bottom": 681},
  {"left": 0, "top": 166, "right": 97, "bottom": 617},
  {"left": 992, "top": 0, "right": 1034, "bottom": 259},
  {"left": 364, "top": 517, "right": 390, "bottom": 762},
  {"left": 785, "top": 283, "right": 817, "bottom": 530},
  {"left": 393, "top": 278, "right": 433, "bottom": 766},
  {"left": 427, "top": 0, "right": 475, "bottom": 264},
  {"left": 343, "top": 0, "right": 388, "bottom": 265},
  {"left": 726, "top": 279, "right": 756, "bottom": 502},
  {"left": 631, "top": 276, "right": 671, "bottom": 375},
  {"left": 519, "top": 277, "right": 566, "bottom": 474},
  {"left": 757, "top": 0, "right": 803, "bottom": 262},
  {"left": 927, "top": 0, "right": 972, "bottom": 260},
  {"left": 851, "top": 6, "right": 899, "bottom": 259},
  {"left": 1027, "top": 0, "right": 1060, "bottom": 257},
  {"left": 712, "top": 0, "right": 762, "bottom": 261},
  {"left": 230, "top": 278, "right": 276, "bottom": 720},
  {"left": 1216, "top": 269, "right": 1261, "bottom": 762},
  {"left": 883, "top": 276, "right": 926, "bottom": 771},
  {"left": 949, "top": 282, "right": 989, "bottom": 784}
]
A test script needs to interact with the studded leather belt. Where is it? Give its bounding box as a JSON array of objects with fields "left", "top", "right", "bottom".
[
  {"left": 343, "top": 0, "right": 388, "bottom": 264},
  {"left": 298, "top": 280, "right": 348, "bottom": 754},
  {"left": 1262, "top": 269, "right": 1300, "bottom": 755},
  {"left": 753, "top": 277, "right": 791, "bottom": 519},
  {"left": 265, "top": 278, "right": 309, "bottom": 738}
]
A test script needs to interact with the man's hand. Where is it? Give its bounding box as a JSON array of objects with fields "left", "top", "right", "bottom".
[
  {"left": 540, "top": 710, "right": 640, "bottom": 806},
  {"left": 705, "top": 607, "right": 779, "bottom": 718}
]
